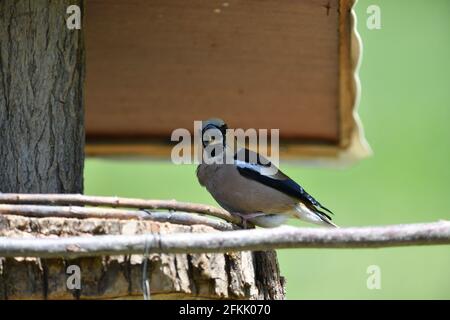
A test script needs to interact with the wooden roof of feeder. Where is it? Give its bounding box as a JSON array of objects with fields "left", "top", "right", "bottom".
[{"left": 85, "top": 0, "right": 370, "bottom": 163}]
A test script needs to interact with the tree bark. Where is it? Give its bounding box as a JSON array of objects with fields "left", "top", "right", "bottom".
[{"left": 0, "top": 0, "right": 85, "bottom": 193}]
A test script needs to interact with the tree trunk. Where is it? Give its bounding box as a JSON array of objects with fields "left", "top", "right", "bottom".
[{"left": 0, "top": 0, "right": 85, "bottom": 193}]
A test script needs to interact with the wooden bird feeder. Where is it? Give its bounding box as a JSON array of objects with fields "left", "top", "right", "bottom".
[{"left": 85, "top": 0, "right": 370, "bottom": 162}]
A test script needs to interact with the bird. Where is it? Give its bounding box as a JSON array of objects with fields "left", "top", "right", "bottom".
[{"left": 196, "top": 118, "right": 338, "bottom": 228}]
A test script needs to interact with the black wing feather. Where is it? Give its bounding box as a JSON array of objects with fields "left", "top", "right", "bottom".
[{"left": 234, "top": 149, "right": 333, "bottom": 217}]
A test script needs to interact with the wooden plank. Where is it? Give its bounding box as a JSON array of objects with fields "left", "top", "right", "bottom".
[
  {"left": 85, "top": 141, "right": 339, "bottom": 159},
  {"left": 86, "top": 0, "right": 340, "bottom": 138}
]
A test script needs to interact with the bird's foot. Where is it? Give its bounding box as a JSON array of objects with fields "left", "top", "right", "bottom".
[{"left": 231, "top": 212, "right": 269, "bottom": 229}]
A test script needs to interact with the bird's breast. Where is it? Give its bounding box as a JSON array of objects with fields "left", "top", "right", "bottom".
[{"left": 197, "top": 163, "right": 296, "bottom": 214}]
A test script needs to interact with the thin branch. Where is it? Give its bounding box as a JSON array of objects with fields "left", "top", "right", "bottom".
[
  {"left": 0, "top": 221, "right": 448, "bottom": 258},
  {"left": 0, "top": 204, "right": 235, "bottom": 231},
  {"left": 0, "top": 193, "right": 241, "bottom": 224}
]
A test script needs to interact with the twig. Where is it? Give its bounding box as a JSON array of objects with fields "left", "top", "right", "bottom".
[
  {"left": 0, "top": 193, "right": 241, "bottom": 225},
  {"left": 0, "top": 204, "right": 235, "bottom": 231},
  {"left": 0, "top": 221, "right": 448, "bottom": 258}
]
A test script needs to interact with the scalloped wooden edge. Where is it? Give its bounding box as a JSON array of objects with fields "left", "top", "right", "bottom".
[{"left": 336, "top": 0, "right": 372, "bottom": 165}]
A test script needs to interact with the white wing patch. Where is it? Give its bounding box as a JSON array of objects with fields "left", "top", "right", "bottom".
[
  {"left": 234, "top": 159, "right": 278, "bottom": 176},
  {"left": 235, "top": 159, "right": 260, "bottom": 172}
]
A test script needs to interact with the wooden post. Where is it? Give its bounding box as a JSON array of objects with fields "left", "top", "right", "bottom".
[{"left": 0, "top": 0, "right": 285, "bottom": 300}]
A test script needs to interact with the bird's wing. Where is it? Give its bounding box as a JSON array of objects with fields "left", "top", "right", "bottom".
[{"left": 234, "top": 148, "right": 334, "bottom": 219}]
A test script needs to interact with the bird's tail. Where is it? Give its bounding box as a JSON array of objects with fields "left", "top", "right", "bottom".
[
  {"left": 318, "top": 215, "right": 339, "bottom": 228},
  {"left": 293, "top": 203, "right": 339, "bottom": 228}
]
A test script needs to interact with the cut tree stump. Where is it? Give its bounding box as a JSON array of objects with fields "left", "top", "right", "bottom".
[{"left": 0, "top": 214, "right": 285, "bottom": 300}]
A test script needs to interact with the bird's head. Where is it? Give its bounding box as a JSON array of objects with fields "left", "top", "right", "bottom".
[{"left": 201, "top": 118, "right": 228, "bottom": 148}]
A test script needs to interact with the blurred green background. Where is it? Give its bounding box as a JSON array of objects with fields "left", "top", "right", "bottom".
[{"left": 85, "top": 0, "right": 450, "bottom": 299}]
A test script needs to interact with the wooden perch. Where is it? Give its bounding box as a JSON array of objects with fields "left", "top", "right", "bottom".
[
  {"left": 0, "top": 193, "right": 241, "bottom": 224},
  {"left": 0, "top": 221, "right": 449, "bottom": 258},
  {"left": 0, "top": 193, "right": 448, "bottom": 300},
  {"left": 0, "top": 204, "right": 235, "bottom": 231}
]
